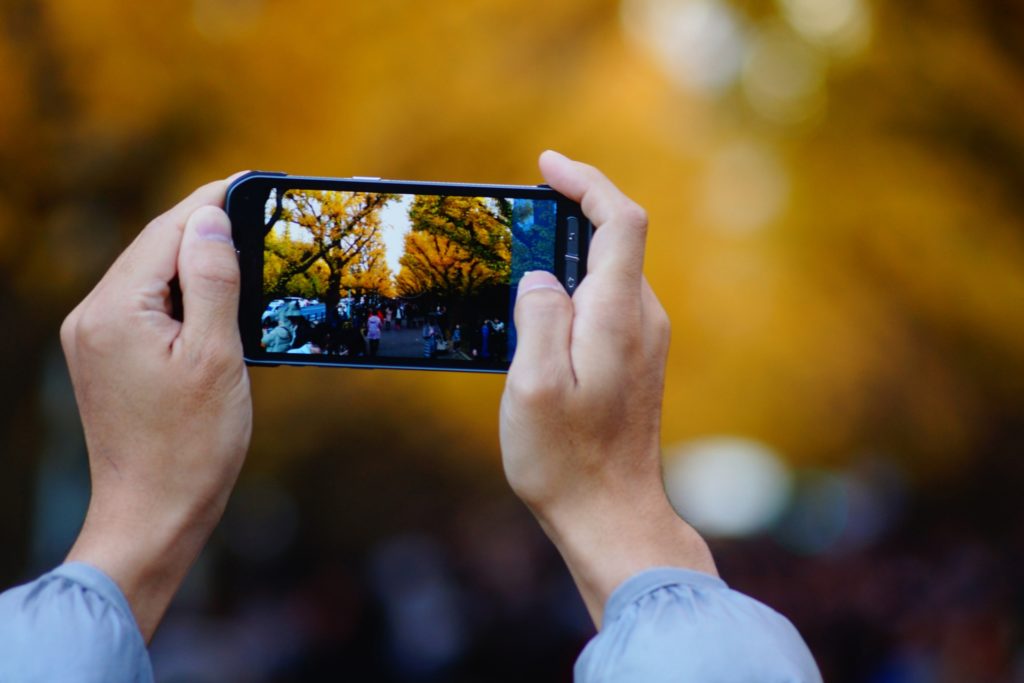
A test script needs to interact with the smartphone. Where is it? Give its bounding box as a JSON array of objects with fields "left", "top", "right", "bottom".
[{"left": 226, "top": 172, "right": 589, "bottom": 372}]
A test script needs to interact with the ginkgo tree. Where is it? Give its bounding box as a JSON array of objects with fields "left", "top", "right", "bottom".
[
  {"left": 263, "top": 190, "right": 396, "bottom": 310},
  {"left": 263, "top": 227, "right": 330, "bottom": 299},
  {"left": 341, "top": 238, "right": 396, "bottom": 299},
  {"left": 394, "top": 195, "right": 512, "bottom": 299}
]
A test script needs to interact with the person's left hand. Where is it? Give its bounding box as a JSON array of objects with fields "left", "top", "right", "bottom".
[{"left": 62, "top": 176, "right": 251, "bottom": 642}]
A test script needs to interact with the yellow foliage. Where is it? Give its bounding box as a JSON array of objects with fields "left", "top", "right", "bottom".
[
  {"left": 264, "top": 190, "right": 395, "bottom": 301},
  {"left": 395, "top": 195, "right": 511, "bottom": 298},
  {"left": 2, "top": 0, "right": 1022, "bottom": 472}
]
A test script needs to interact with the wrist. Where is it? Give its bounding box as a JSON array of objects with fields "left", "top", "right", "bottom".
[
  {"left": 535, "top": 487, "right": 717, "bottom": 628},
  {"left": 66, "top": 496, "right": 219, "bottom": 642}
]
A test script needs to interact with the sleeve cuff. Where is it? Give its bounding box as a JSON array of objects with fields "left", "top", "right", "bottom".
[
  {"left": 602, "top": 566, "right": 728, "bottom": 627},
  {"left": 50, "top": 561, "right": 148, "bottom": 649}
]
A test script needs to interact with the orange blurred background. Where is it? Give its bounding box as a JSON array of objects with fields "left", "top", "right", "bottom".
[{"left": 2, "top": 0, "right": 1023, "bottom": 680}]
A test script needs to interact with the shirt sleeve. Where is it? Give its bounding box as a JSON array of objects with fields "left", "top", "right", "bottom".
[
  {"left": 575, "top": 567, "right": 822, "bottom": 683},
  {"left": 0, "top": 562, "right": 154, "bottom": 683}
]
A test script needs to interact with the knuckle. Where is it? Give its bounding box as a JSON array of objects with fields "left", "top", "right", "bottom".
[
  {"left": 75, "top": 308, "right": 103, "bottom": 340},
  {"left": 506, "top": 368, "right": 566, "bottom": 409},
  {"left": 59, "top": 309, "right": 80, "bottom": 352},
  {"left": 578, "top": 161, "right": 604, "bottom": 182},
  {"left": 652, "top": 303, "right": 671, "bottom": 339},
  {"left": 654, "top": 317, "right": 671, "bottom": 356},
  {"left": 622, "top": 200, "right": 649, "bottom": 233},
  {"left": 74, "top": 307, "right": 116, "bottom": 352}
]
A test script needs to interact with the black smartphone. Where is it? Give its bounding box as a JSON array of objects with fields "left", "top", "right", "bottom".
[{"left": 226, "top": 172, "right": 589, "bottom": 372}]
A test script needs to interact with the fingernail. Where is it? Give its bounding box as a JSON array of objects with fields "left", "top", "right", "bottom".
[
  {"left": 517, "top": 270, "right": 565, "bottom": 299},
  {"left": 192, "top": 207, "right": 234, "bottom": 245}
]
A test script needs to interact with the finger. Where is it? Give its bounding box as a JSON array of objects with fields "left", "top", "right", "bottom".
[
  {"left": 538, "top": 150, "right": 648, "bottom": 286},
  {"left": 106, "top": 175, "right": 240, "bottom": 293},
  {"left": 508, "top": 271, "right": 576, "bottom": 394},
  {"left": 176, "top": 205, "right": 242, "bottom": 354}
]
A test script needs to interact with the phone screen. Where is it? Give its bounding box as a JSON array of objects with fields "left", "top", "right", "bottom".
[{"left": 256, "top": 186, "right": 559, "bottom": 369}]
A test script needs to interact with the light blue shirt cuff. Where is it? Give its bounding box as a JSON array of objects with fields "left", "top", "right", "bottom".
[
  {"left": 575, "top": 567, "right": 822, "bottom": 683},
  {"left": 0, "top": 562, "right": 154, "bottom": 682}
]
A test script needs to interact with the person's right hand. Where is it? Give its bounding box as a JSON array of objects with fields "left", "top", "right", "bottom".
[
  {"left": 62, "top": 177, "right": 251, "bottom": 642},
  {"left": 500, "top": 151, "right": 716, "bottom": 627}
]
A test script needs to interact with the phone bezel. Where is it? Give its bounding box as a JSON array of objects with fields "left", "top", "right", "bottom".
[{"left": 226, "top": 172, "right": 588, "bottom": 373}]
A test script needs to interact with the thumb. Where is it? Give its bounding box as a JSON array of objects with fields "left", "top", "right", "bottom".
[
  {"left": 508, "top": 271, "right": 575, "bottom": 388},
  {"left": 177, "top": 205, "right": 241, "bottom": 350}
]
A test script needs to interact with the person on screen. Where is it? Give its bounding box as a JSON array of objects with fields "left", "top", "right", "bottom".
[
  {"left": 480, "top": 318, "right": 491, "bottom": 359},
  {"left": 422, "top": 316, "right": 438, "bottom": 358},
  {"left": 366, "top": 310, "right": 382, "bottom": 357},
  {"left": 0, "top": 152, "right": 821, "bottom": 682},
  {"left": 262, "top": 302, "right": 299, "bottom": 352}
]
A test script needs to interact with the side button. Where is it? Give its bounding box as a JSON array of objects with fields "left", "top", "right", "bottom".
[
  {"left": 564, "top": 257, "right": 579, "bottom": 292},
  {"left": 566, "top": 216, "right": 579, "bottom": 258}
]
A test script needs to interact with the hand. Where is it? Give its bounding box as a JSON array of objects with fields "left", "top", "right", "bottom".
[
  {"left": 500, "top": 151, "right": 716, "bottom": 628},
  {"left": 62, "top": 177, "right": 251, "bottom": 642}
]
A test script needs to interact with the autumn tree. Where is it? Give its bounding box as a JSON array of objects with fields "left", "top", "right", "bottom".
[
  {"left": 263, "top": 227, "right": 329, "bottom": 299},
  {"left": 264, "top": 189, "right": 396, "bottom": 310},
  {"left": 394, "top": 195, "right": 512, "bottom": 299},
  {"left": 341, "top": 238, "right": 396, "bottom": 299}
]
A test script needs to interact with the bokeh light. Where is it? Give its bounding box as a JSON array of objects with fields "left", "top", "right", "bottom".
[
  {"left": 778, "top": 0, "right": 871, "bottom": 56},
  {"left": 664, "top": 437, "right": 792, "bottom": 537},
  {"left": 741, "top": 25, "right": 827, "bottom": 125},
  {"left": 621, "top": 0, "right": 746, "bottom": 94}
]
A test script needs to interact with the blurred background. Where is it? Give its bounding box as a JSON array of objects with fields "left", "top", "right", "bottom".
[{"left": 2, "top": 0, "right": 1023, "bottom": 680}]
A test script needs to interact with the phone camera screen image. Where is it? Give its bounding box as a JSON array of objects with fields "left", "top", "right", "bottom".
[{"left": 256, "top": 187, "right": 558, "bottom": 370}]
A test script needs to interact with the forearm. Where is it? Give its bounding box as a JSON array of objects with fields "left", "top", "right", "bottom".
[{"left": 56, "top": 183, "right": 252, "bottom": 644}]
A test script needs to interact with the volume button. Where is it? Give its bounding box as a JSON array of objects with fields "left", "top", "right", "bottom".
[{"left": 566, "top": 216, "right": 579, "bottom": 258}]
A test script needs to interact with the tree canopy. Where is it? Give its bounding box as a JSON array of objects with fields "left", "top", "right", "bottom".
[
  {"left": 395, "top": 195, "right": 512, "bottom": 298},
  {"left": 263, "top": 190, "right": 396, "bottom": 303}
]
